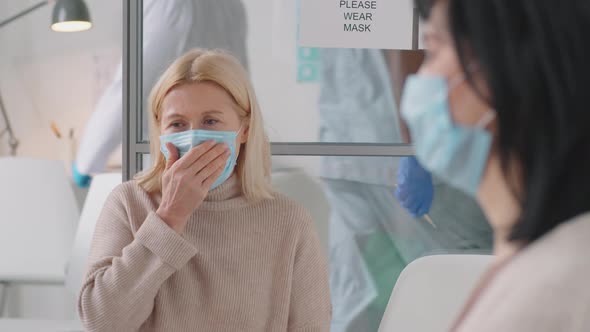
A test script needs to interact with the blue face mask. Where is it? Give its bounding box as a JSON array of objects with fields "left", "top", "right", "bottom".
[
  {"left": 159, "top": 128, "right": 242, "bottom": 190},
  {"left": 400, "top": 74, "right": 495, "bottom": 196}
]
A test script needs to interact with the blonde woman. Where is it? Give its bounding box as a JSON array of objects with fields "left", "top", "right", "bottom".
[{"left": 78, "top": 49, "right": 331, "bottom": 332}]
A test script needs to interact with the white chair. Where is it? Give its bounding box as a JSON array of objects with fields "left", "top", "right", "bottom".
[
  {"left": 378, "top": 254, "right": 493, "bottom": 332},
  {"left": 271, "top": 168, "right": 331, "bottom": 254},
  {"left": 64, "top": 173, "right": 122, "bottom": 296},
  {"left": 0, "top": 157, "right": 79, "bottom": 316}
]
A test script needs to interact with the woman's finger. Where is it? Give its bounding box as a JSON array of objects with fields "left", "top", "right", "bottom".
[
  {"left": 195, "top": 150, "right": 230, "bottom": 183},
  {"left": 174, "top": 140, "right": 216, "bottom": 170},
  {"left": 202, "top": 163, "right": 226, "bottom": 189},
  {"left": 189, "top": 143, "right": 229, "bottom": 175},
  {"left": 165, "top": 143, "right": 180, "bottom": 170}
]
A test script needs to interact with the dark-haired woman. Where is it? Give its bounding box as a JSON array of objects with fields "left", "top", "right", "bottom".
[{"left": 399, "top": 0, "right": 590, "bottom": 330}]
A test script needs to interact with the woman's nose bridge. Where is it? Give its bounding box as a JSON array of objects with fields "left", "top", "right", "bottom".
[{"left": 188, "top": 118, "right": 201, "bottom": 130}]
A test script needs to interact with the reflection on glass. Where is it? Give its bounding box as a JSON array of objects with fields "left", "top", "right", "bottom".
[
  {"left": 272, "top": 156, "right": 492, "bottom": 332},
  {"left": 135, "top": 2, "right": 422, "bottom": 144},
  {"left": 318, "top": 49, "right": 426, "bottom": 145},
  {"left": 318, "top": 49, "right": 403, "bottom": 145},
  {"left": 140, "top": 0, "right": 250, "bottom": 142}
]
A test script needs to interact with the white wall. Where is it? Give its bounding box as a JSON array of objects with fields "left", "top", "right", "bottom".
[{"left": 0, "top": 0, "right": 122, "bottom": 171}]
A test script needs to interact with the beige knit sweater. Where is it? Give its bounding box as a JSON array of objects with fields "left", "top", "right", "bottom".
[
  {"left": 452, "top": 212, "right": 590, "bottom": 332},
  {"left": 78, "top": 175, "right": 332, "bottom": 332}
]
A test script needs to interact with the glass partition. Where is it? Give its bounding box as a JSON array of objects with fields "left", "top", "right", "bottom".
[
  {"left": 272, "top": 155, "right": 491, "bottom": 331},
  {"left": 120, "top": 2, "right": 489, "bottom": 332}
]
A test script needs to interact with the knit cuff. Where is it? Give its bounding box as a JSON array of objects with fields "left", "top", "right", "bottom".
[{"left": 135, "top": 212, "right": 198, "bottom": 270}]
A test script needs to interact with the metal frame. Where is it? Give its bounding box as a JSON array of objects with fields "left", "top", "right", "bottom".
[
  {"left": 0, "top": 282, "right": 7, "bottom": 317},
  {"left": 122, "top": 0, "right": 143, "bottom": 179},
  {"left": 271, "top": 143, "right": 413, "bottom": 156},
  {"left": 122, "top": 1, "right": 420, "bottom": 180},
  {"left": 412, "top": 5, "right": 420, "bottom": 50}
]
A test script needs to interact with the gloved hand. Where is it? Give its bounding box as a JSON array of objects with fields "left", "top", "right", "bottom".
[
  {"left": 395, "top": 157, "right": 434, "bottom": 218},
  {"left": 72, "top": 162, "right": 92, "bottom": 188}
]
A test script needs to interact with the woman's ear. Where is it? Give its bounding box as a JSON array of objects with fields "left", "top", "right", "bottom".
[{"left": 239, "top": 124, "right": 249, "bottom": 144}]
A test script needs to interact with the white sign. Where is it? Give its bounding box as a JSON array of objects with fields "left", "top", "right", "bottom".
[{"left": 299, "top": 0, "right": 415, "bottom": 50}]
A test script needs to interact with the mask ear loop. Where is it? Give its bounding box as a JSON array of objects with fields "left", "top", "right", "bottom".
[
  {"left": 447, "top": 75, "right": 466, "bottom": 91},
  {"left": 237, "top": 108, "right": 253, "bottom": 135},
  {"left": 449, "top": 65, "right": 496, "bottom": 129},
  {"left": 436, "top": 74, "right": 465, "bottom": 102},
  {"left": 234, "top": 122, "right": 248, "bottom": 166},
  {"left": 475, "top": 111, "right": 496, "bottom": 128},
  {"left": 447, "top": 62, "right": 478, "bottom": 93}
]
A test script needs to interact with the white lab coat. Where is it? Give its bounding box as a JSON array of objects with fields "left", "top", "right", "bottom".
[
  {"left": 319, "top": 48, "right": 401, "bottom": 186},
  {"left": 75, "top": 0, "right": 249, "bottom": 174}
]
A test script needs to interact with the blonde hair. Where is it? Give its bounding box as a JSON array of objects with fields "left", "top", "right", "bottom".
[{"left": 135, "top": 49, "right": 273, "bottom": 201}]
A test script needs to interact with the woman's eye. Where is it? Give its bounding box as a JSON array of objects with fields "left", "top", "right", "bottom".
[
  {"left": 204, "top": 119, "right": 219, "bottom": 126},
  {"left": 171, "top": 122, "right": 185, "bottom": 128}
]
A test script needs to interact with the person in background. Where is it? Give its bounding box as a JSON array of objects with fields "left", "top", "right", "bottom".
[
  {"left": 72, "top": 0, "right": 249, "bottom": 187},
  {"left": 318, "top": 48, "right": 492, "bottom": 332},
  {"left": 400, "top": 0, "right": 590, "bottom": 330},
  {"left": 78, "top": 49, "right": 331, "bottom": 331}
]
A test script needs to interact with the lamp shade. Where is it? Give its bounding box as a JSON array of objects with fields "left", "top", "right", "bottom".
[{"left": 51, "top": 0, "right": 92, "bottom": 32}]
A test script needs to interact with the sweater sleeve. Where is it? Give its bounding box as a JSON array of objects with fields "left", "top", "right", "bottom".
[
  {"left": 78, "top": 185, "right": 198, "bottom": 332},
  {"left": 287, "top": 211, "right": 332, "bottom": 332}
]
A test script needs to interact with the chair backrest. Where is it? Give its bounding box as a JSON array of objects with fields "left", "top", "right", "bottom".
[
  {"left": 65, "top": 173, "right": 122, "bottom": 296},
  {"left": 271, "top": 168, "right": 331, "bottom": 254},
  {"left": 378, "top": 254, "right": 493, "bottom": 332},
  {"left": 0, "top": 157, "right": 79, "bottom": 283}
]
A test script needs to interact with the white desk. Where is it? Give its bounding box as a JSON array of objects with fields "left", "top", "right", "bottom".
[{"left": 0, "top": 319, "right": 83, "bottom": 332}]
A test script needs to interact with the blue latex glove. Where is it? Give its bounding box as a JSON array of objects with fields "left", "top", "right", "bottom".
[
  {"left": 72, "top": 162, "right": 92, "bottom": 188},
  {"left": 395, "top": 157, "right": 434, "bottom": 218}
]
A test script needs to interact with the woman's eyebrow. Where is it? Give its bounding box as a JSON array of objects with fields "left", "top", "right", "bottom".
[
  {"left": 201, "top": 110, "right": 224, "bottom": 116},
  {"left": 162, "top": 112, "right": 186, "bottom": 121}
]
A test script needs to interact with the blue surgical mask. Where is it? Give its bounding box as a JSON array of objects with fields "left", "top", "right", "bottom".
[
  {"left": 400, "top": 74, "right": 495, "bottom": 196},
  {"left": 159, "top": 127, "right": 242, "bottom": 190}
]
